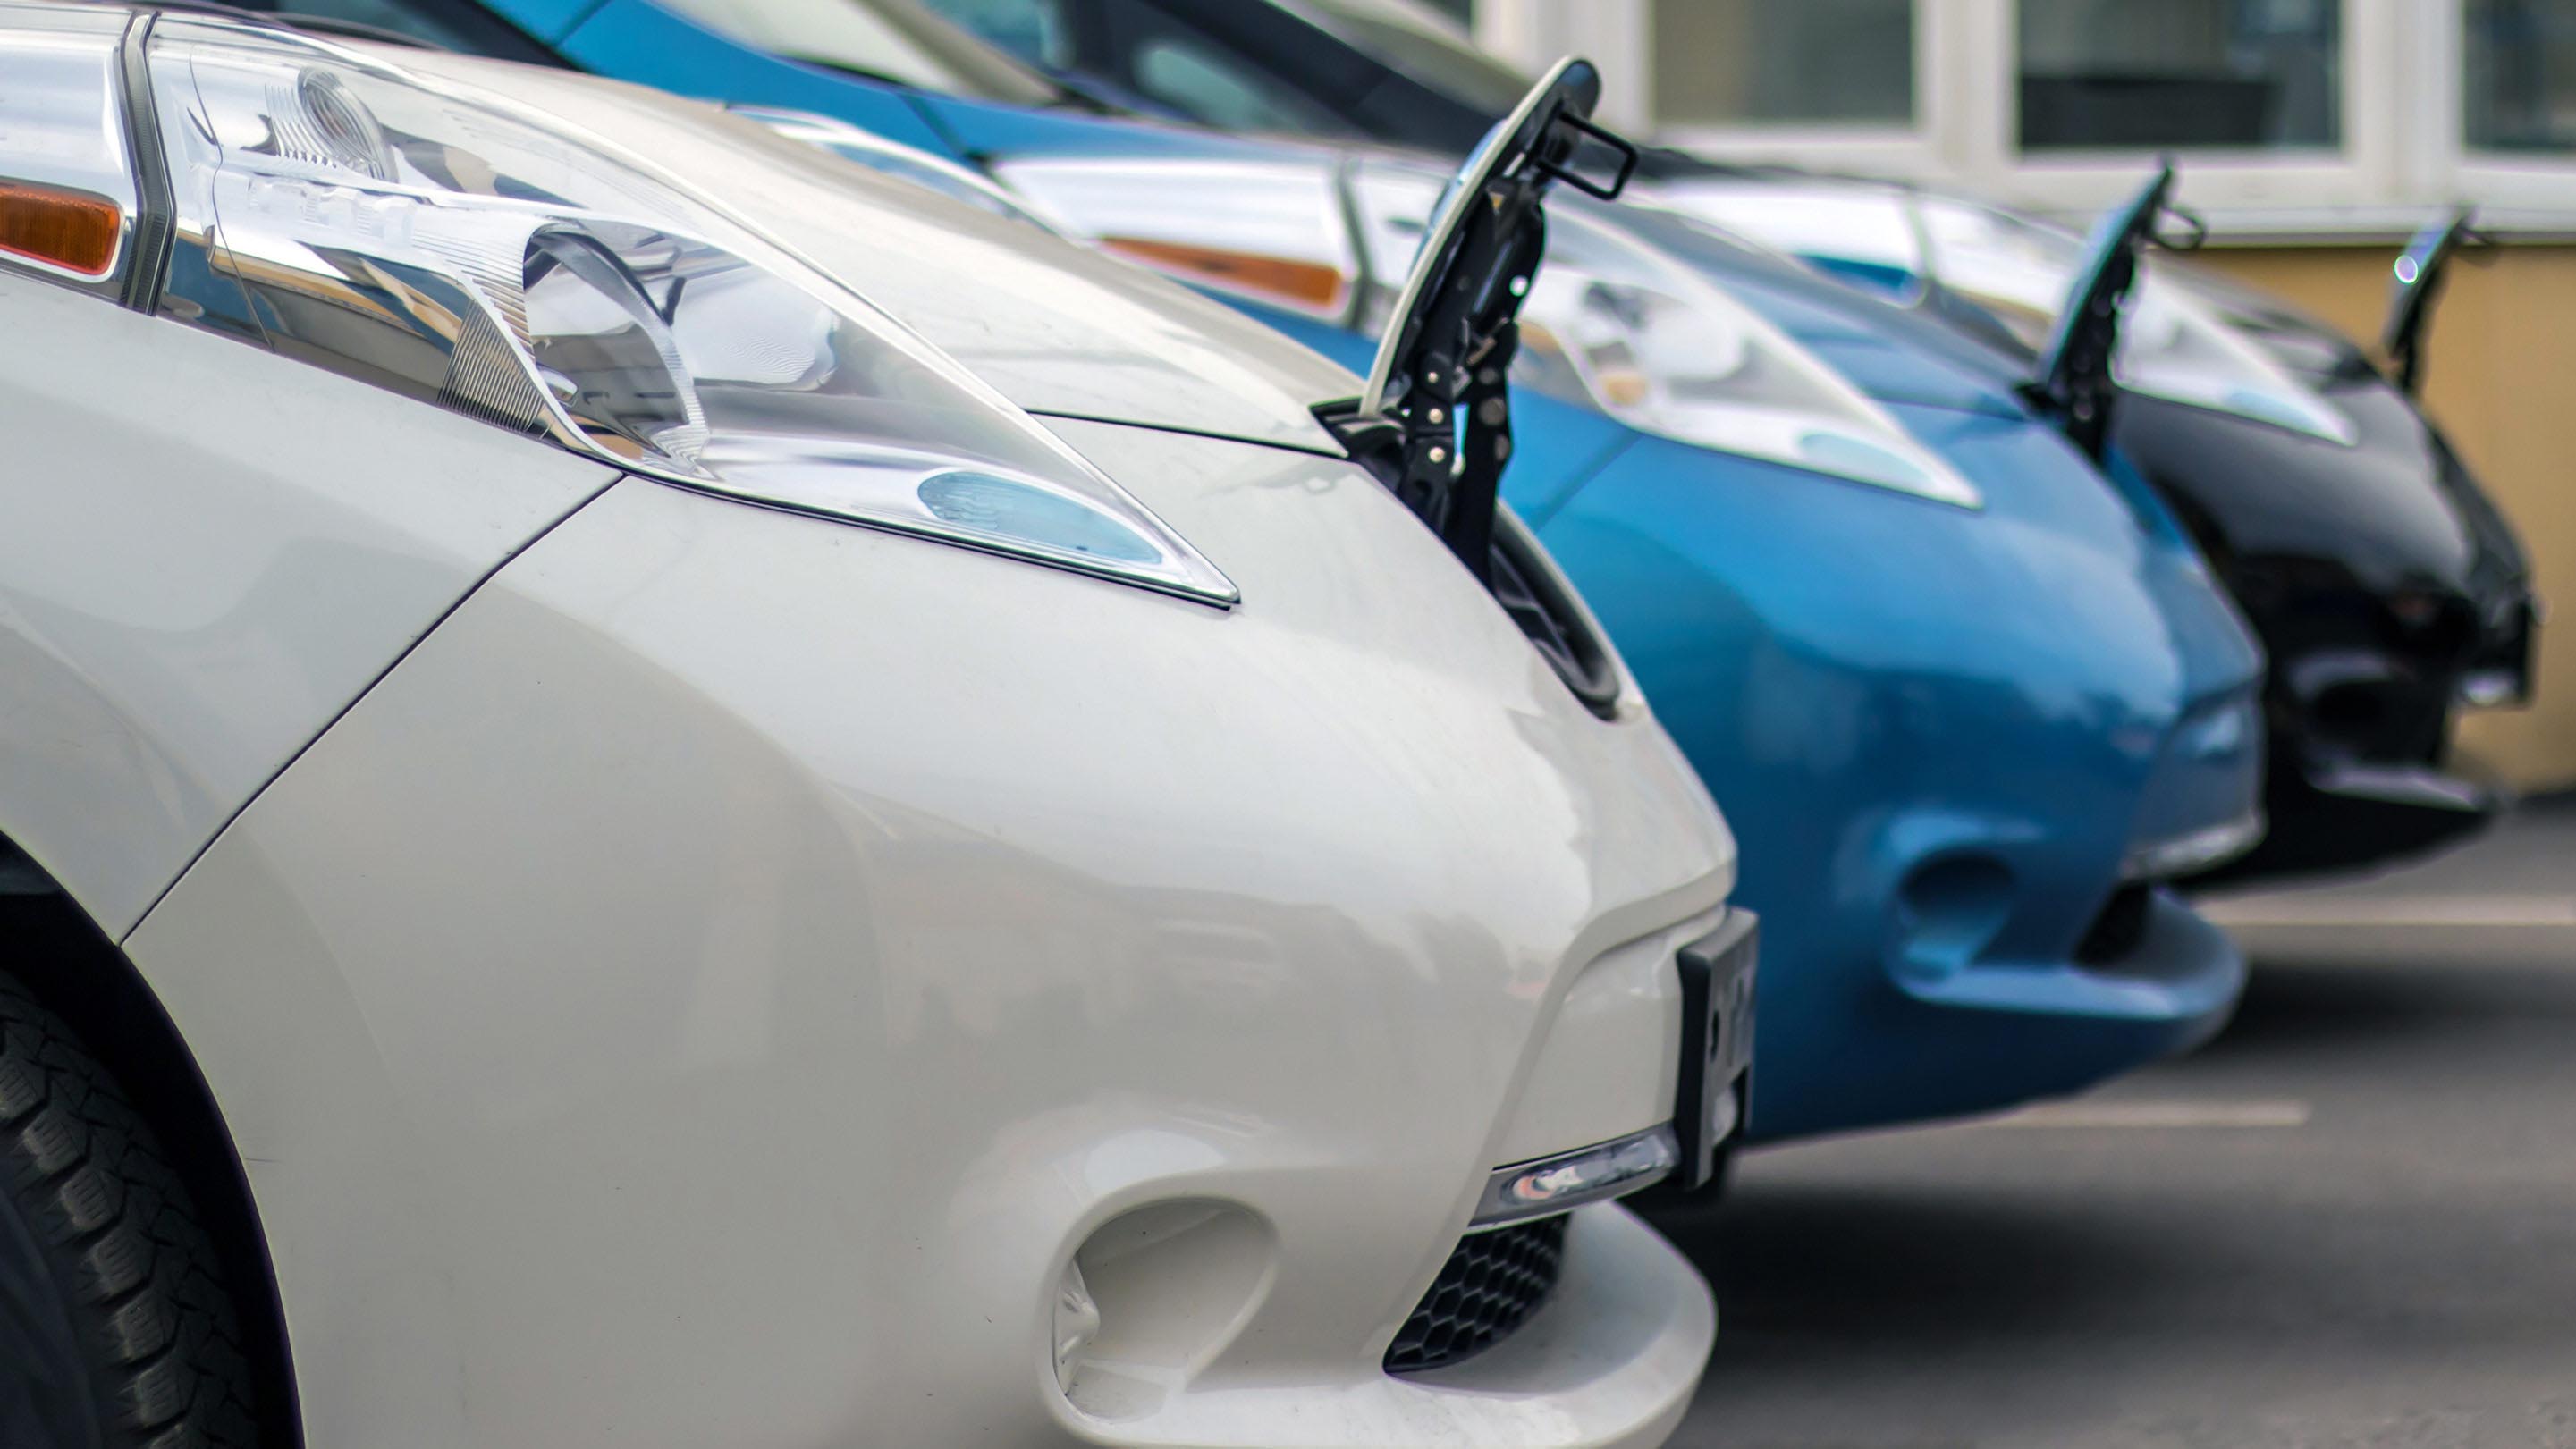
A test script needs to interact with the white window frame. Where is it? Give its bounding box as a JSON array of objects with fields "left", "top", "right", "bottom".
[
  {"left": 1647, "top": 0, "right": 1956, "bottom": 181},
  {"left": 1474, "top": 0, "right": 1951, "bottom": 165},
  {"left": 2409, "top": 0, "right": 2576, "bottom": 232},
  {"left": 1950, "top": 0, "right": 2413, "bottom": 235},
  {"left": 1479, "top": 0, "right": 2576, "bottom": 237}
]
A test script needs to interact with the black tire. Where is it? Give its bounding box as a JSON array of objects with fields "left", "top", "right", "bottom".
[{"left": 0, "top": 973, "right": 259, "bottom": 1449}]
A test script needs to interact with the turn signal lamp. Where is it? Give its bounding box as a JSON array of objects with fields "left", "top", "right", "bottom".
[
  {"left": 0, "top": 180, "right": 121, "bottom": 279},
  {"left": 1098, "top": 235, "right": 1347, "bottom": 313}
]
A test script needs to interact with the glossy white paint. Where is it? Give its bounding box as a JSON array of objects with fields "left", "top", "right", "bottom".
[
  {"left": 377, "top": 47, "right": 1365, "bottom": 455},
  {"left": 0, "top": 10, "right": 137, "bottom": 291},
  {"left": 0, "top": 274, "right": 614, "bottom": 935},
  {"left": 128, "top": 431, "right": 1730, "bottom": 1445},
  {"left": 9, "top": 19, "right": 1740, "bottom": 1442}
]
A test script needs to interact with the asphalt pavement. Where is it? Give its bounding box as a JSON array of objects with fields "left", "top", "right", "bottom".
[{"left": 1653, "top": 802, "right": 2576, "bottom": 1448}]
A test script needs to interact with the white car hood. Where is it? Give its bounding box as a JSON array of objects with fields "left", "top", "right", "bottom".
[{"left": 378, "top": 49, "right": 1363, "bottom": 455}]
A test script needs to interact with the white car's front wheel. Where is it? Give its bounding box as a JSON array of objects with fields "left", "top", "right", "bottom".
[{"left": 0, "top": 976, "right": 258, "bottom": 1449}]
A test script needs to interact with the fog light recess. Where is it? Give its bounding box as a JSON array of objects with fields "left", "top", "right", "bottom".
[{"left": 1051, "top": 1200, "right": 1275, "bottom": 1421}]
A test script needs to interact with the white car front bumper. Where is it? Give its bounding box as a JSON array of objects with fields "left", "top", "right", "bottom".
[{"left": 122, "top": 424, "right": 1734, "bottom": 1447}]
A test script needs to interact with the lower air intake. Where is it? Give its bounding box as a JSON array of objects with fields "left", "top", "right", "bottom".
[{"left": 1382, "top": 1213, "right": 1569, "bottom": 1374}]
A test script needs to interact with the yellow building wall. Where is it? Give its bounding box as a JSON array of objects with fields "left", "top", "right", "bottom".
[{"left": 2198, "top": 243, "right": 2576, "bottom": 793}]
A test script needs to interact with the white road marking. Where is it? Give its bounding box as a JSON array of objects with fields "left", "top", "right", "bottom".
[
  {"left": 1980, "top": 1099, "right": 2312, "bottom": 1130},
  {"left": 2198, "top": 894, "right": 2576, "bottom": 930}
]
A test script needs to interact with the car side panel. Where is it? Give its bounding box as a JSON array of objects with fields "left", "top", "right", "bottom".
[
  {"left": 0, "top": 276, "right": 615, "bottom": 933},
  {"left": 122, "top": 454, "right": 1731, "bottom": 1446}
]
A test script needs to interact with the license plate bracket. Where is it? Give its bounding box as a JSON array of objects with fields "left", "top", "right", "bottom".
[{"left": 1673, "top": 911, "right": 1757, "bottom": 1191}]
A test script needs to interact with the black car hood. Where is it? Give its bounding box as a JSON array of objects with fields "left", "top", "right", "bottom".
[{"left": 2162, "top": 262, "right": 2530, "bottom": 602}]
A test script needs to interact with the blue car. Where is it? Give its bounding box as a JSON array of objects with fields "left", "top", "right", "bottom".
[
  {"left": 243, "top": 0, "right": 2268, "bottom": 1145},
  {"left": 933, "top": 0, "right": 2535, "bottom": 885},
  {"left": 1187, "top": 171, "right": 2267, "bottom": 1140}
]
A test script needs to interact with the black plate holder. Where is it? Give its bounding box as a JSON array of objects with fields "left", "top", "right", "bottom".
[{"left": 1673, "top": 909, "right": 1757, "bottom": 1191}]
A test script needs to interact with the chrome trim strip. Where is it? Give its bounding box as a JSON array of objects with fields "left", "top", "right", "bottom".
[{"left": 2122, "top": 807, "right": 2268, "bottom": 881}]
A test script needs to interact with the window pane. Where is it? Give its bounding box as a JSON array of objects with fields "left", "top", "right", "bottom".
[
  {"left": 219, "top": 0, "right": 555, "bottom": 62},
  {"left": 1302, "top": 0, "right": 1537, "bottom": 117},
  {"left": 1651, "top": 0, "right": 1915, "bottom": 127},
  {"left": 2018, "top": 0, "right": 2341, "bottom": 150},
  {"left": 2465, "top": 0, "right": 2576, "bottom": 152},
  {"left": 1130, "top": 34, "right": 1354, "bottom": 135},
  {"left": 655, "top": 0, "right": 1060, "bottom": 105},
  {"left": 919, "top": 0, "right": 1076, "bottom": 72}
]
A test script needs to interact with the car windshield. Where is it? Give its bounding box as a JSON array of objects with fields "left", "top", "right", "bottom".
[
  {"left": 1296, "top": 0, "right": 1534, "bottom": 117},
  {"left": 655, "top": 0, "right": 1062, "bottom": 105}
]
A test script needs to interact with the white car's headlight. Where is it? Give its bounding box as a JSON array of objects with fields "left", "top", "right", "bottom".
[
  {"left": 147, "top": 25, "right": 1235, "bottom": 605},
  {"left": 1347, "top": 164, "right": 1981, "bottom": 511}
]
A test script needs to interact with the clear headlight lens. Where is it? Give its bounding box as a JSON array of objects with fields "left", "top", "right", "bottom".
[
  {"left": 1915, "top": 198, "right": 2358, "bottom": 446},
  {"left": 2115, "top": 274, "right": 2359, "bottom": 445},
  {"left": 1350, "top": 163, "right": 1982, "bottom": 510},
  {"left": 1677, "top": 185, "right": 2360, "bottom": 449},
  {"left": 146, "top": 25, "right": 1235, "bottom": 605}
]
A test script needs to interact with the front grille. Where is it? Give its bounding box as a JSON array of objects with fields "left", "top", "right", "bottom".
[
  {"left": 1382, "top": 1214, "right": 1569, "bottom": 1375},
  {"left": 2075, "top": 882, "right": 2153, "bottom": 965}
]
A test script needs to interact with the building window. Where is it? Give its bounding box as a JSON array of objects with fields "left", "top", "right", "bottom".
[
  {"left": 2017, "top": 0, "right": 2342, "bottom": 150},
  {"left": 1650, "top": 0, "right": 1915, "bottom": 127},
  {"left": 2464, "top": 0, "right": 2576, "bottom": 152}
]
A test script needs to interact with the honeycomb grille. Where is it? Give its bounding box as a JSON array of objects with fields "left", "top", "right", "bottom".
[{"left": 1381, "top": 1213, "right": 1569, "bottom": 1374}]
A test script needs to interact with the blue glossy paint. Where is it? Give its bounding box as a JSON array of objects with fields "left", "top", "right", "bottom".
[
  {"left": 551, "top": 0, "right": 955, "bottom": 151},
  {"left": 445, "top": 0, "right": 2264, "bottom": 1142},
  {"left": 1196, "top": 291, "right": 2262, "bottom": 1145},
  {"left": 1538, "top": 425, "right": 2251, "bottom": 1137}
]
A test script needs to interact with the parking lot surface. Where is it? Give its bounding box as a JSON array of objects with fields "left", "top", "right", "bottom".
[{"left": 1656, "top": 804, "right": 2576, "bottom": 1448}]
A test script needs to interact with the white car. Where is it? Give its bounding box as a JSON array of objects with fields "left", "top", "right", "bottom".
[{"left": 0, "top": 12, "right": 1745, "bottom": 1448}]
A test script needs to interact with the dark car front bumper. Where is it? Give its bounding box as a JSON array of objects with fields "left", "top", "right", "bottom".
[{"left": 2200, "top": 584, "right": 2534, "bottom": 884}]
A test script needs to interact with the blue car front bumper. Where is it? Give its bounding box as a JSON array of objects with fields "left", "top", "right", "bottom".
[{"left": 1525, "top": 417, "right": 2261, "bottom": 1143}]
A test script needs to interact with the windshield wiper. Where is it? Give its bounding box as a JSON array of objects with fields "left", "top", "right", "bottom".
[
  {"left": 1029, "top": 64, "right": 1127, "bottom": 114},
  {"left": 779, "top": 53, "right": 921, "bottom": 91}
]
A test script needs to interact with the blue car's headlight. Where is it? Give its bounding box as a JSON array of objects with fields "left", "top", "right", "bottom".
[
  {"left": 1523, "top": 205, "right": 1983, "bottom": 510},
  {"left": 1346, "top": 164, "right": 1982, "bottom": 511},
  {"left": 147, "top": 25, "right": 1237, "bottom": 605}
]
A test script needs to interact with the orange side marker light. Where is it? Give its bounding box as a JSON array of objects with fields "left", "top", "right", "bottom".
[
  {"left": 0, "top": 180, "right": 124, "bottom": 281},
  {"left": 1100, "top": 236, "right": 1347, "bottom": 313}
]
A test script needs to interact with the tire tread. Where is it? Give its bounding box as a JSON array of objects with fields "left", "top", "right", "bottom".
[{"left": 0, "top": 974, "right": 258, "bottom": 1447}]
